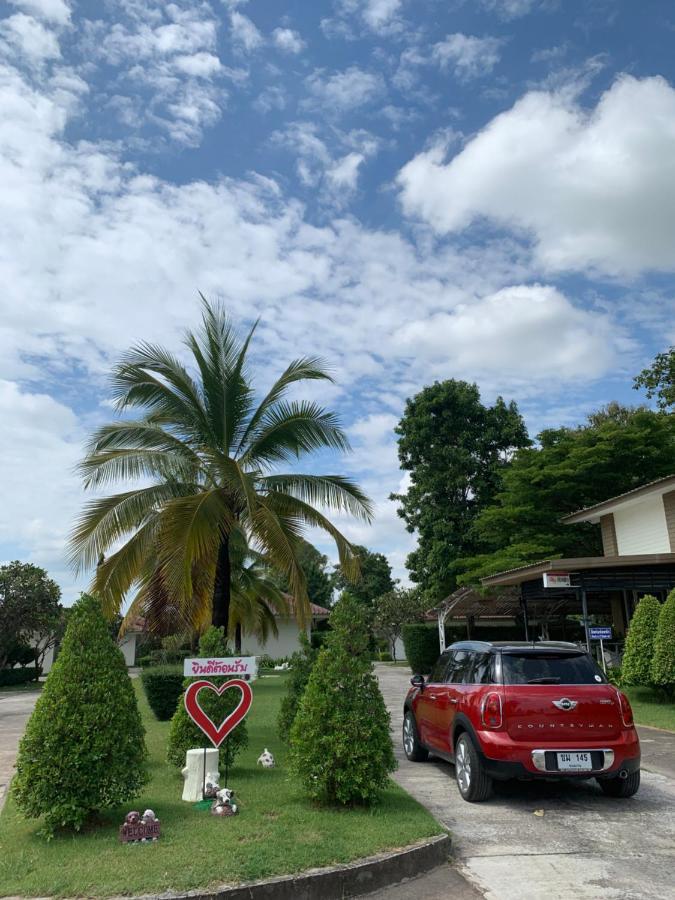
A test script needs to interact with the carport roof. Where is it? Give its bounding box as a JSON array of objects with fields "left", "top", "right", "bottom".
[{"left": 480, "top": 552, "right": 675, "bottom": 587}]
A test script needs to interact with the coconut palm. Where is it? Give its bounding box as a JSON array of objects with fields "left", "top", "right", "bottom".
[{"left": 69, "top": 300, "right": 372, "bottom": 635}]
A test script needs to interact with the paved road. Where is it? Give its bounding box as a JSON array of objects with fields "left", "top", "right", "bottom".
[
  {"left": 373, "top": 665, "right": 675, "bottom": 900},
  {"left": 0, "top": 690, "right": 40, "bottom": 810}
]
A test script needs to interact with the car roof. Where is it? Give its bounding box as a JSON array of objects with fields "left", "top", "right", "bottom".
[{"left": 446, "top": 640, "right": 585, "bottom": 654}]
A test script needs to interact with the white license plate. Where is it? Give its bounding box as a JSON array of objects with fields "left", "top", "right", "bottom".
[{"left": 557, "top": 751, "right": 592, "bottom": 771}]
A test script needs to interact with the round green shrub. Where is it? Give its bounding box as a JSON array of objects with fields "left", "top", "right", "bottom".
[
  {"left": 12, "top": 593, "right": 148, "bottom": 834},
  {"left": 0, "top": 667, "right": 38, "bottom": 687},
  {"left": 167, "top": 626, "right": 248, "bottom": 772},
  {"left": 651, "top": 589, "right": 675, "bottom": 695},
  {"left": 141, "top": 665, "right": 185, "bottom": 720},
  {"left": 622, "top": 594, "right": 661, "bottom": 685},
  {"left": 289, "top": 595, "right": 396, "bottom": 806},
  {"left": 277, "top": 631, "right": 317, "bottom": 742},
  {"left": 402, "top": 623, "right": 440, "bottom": 674}
]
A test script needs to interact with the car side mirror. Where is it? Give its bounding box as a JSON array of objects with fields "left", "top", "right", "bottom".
[{"left": 410, "top": 674, "right": 425, "bottom": 690}]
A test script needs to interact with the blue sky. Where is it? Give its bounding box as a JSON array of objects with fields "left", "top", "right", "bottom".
[{"left": 1, "top": 0, "right": 674, "bottom": 602}]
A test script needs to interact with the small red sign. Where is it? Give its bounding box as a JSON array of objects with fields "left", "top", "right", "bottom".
[{"left": 184, "top": 678, "right": 253, "bottom": 748}]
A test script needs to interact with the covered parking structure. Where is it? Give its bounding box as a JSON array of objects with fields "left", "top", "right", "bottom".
[{"left": 480, "top": 554, "right": 675, "bottom": 656}]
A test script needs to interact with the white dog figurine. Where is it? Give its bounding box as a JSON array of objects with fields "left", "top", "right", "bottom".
[
  {"left": 141, "top": 809, "right": 158, "bottom": 824},
  {"left": 257, "top": 748, "right": 276, "bottom": 768},
  {"left": 212, "top": 787, "right": 238, "bottom": 816},
  {"left": 204, "top": 772, "right": 220, "bottom": 798}
]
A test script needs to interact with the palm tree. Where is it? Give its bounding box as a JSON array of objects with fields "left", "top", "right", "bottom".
[{"left": 69, "top": 300, "right": 372, "bottom": 636}]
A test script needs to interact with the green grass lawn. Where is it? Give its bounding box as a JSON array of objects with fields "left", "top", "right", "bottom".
[
  {"left": 0, "top": 675, "right": 442, "bottom": 898},
  {"left": 624, "top": 685, "right": 675, "bottom": 732}
]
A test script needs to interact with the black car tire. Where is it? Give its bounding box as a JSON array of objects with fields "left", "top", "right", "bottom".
[
  {"left": 455, "top": 732, "right": 493, "bottom": 802},
  {"left": 598, "top": 770, "right": 640, "bottom": 798},
  {"left": 402, "top": 710, "right": 428, "bottom": 762}
]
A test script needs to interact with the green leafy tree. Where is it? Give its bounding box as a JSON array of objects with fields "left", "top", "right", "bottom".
[
  {"left": 167, "top": 626, "right": 248, "bottom": 772},
  {"left": 622, "top": 594, "right": 661, "bottom": 685},
  {"left": 12, "top": 594, "right": 147, "bottom": 834},
  {"left": 373, "top": 588, "right": 426, "bottom": 660},
  {"left": 277, "top": 631, "right": 318, "bottom": 741},
  {"left": 289, "top": 595, "right": 396, "bottom": 805},
  {"left": 69, "top": 300, "right": 371, "bottom": 637},
  {"left": 333, "top": 545, "right": 396, "bottom": 607},
  {"left": 392, "top": 381, "right": 529, "bottom": 600},
  {"left": 651, "top": 589, "right": 675, "bottom": 695},
  {"left": 634, "top": 346, "right": 675, "bottom": 410},
  {"left": 0, "top": 561, "right": 62, "bottom": 671},
  {"left": 271, "top": 539, "right": 334, "bottom": 609},
  {"left": 457, "top": 407, "right": 675, "bottom": 584}
]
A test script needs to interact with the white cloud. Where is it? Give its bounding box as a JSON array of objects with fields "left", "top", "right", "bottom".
[
  {"left": 432, "top": 34, "right": 503, "bottom": 81},
  {"left": 392, "top": 285, "right": 625, "bottom": 381},
  {"left": 398, "top": 75, "right": 675, "bottom": 276},
  {"left": 272, "top": 27, "right": 305, "bottom": 54},
  {"left": 304, "top": 66, "right": 386, "bottom": 112},
  {"left": 325, "top": 0, "right": 404, "bottom": 37},
  {"left": 7, "top": 0, "right": 70, "bottom": 25},
  {"left": 230, "top": 10, "right": 263, "bottom": 52},
  {"left": 0, "top": 13, "right": 61, "bottom": 62},
  {"left": 479, "top": 0, "right": 542, "bottom": 19},
  {"left": 326, "top": 151, "right": 365, "bottom": 190},
  {"left": 173, "top": 51, "right": 221, "bottom": 77}
]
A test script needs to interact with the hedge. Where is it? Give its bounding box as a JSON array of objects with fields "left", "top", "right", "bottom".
[
  {"left": 141, "top": 665, "right": 185, "bottom": 720},
  {"left": 651, "top": 588, "right": 675, "bottom": 695},
  {"left": 0, "top": 667, "right": 38, "bottom": 687},
  {"left": 402, "top": 624, "right": 440, "bottom": 674}
]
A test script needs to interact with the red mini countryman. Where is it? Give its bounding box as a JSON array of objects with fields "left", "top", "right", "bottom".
[{"left": 403, "top": 641, "right": 641, "bottom": 802}]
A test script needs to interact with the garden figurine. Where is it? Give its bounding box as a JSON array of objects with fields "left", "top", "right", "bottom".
[{"left": 257, "top": 748, "right": 276, "bottom": 768}]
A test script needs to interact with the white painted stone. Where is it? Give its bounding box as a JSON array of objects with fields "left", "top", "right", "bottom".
[{"left": 181, "top": 748, "right": 219, "bottom": 802}]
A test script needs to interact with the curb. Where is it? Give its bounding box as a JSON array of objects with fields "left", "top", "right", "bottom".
[{"left": 114, "top": 833, "right": 451, "bottom": 900}]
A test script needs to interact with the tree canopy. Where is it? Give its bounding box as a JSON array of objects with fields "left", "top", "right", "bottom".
[
  {"left": 0, "top": 562, "right": 62, "bottom": 671},
  {"left": 333, "top": 544, "right": 396, "bottom": 606},
  {"left": 456, "top": 406, "right": 675, "bottom": 584},
  {"left": 69, "top": 300, "right": 372, "bottom": 636},
  {"left": 391, "top": 380, "right": 529, "bottom": 601},
  {"left": 372, "top": 588, "right": 426, "bottom": 660},
  {"left": 634, "top": 346, "right": 675, "bottom": 410},
  {"left": 271, "top": 538, "right": 334, "bottom": 608}
]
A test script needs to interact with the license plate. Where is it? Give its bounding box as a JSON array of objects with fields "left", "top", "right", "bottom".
[{"left": 557, "top": 751, "right": 592, "bottom": 771}]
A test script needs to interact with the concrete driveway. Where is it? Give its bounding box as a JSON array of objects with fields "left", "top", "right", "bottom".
[
  {"left": 0, "top": 689, "right": 40, "bottom": 810},
  {"left": 375, "top": 664, "right": 675, "bottom": 900}
]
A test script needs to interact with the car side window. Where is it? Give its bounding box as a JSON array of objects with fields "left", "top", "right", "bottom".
[
  {"left": 469, "top": 652, "right": 494, "bottom": 685},
  {"left": 429, "top": 651, "right": 451, "bottom": 683},
  {"left": 446, "top": 650, "right": 472, "bottom": 683}
]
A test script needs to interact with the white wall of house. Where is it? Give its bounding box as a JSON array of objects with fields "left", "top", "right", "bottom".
[
  {"left": 118, "top": 632, "right": 138, "bottom": 667},
  {"left": 242, "top": 619, "right": 310, "bottom": 659},
  {"left": 614, "top": 495, "right": 671, "bottom": 555}
]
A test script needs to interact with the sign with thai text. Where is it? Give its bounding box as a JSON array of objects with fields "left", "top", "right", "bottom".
[
  {"left": 589, "top": 627, "right": 612, "bottom": 640},
  {"left": 543, "top": 572, "right": 571, "bottom": 588},
  {"left": 183, "top": 657, "right": 258, "bottom": 678}
]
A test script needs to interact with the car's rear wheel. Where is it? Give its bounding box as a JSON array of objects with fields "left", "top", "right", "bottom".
[
  {"left": 455, "top": 732, "right": 492, "bottom": 802},
  {"left": 598, "top": 770, "right": 640, "bottom": 798},
  {"left": 402, "top": 710, "right": 428, "bottom": 762}
]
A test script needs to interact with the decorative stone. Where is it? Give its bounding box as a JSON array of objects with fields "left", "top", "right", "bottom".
[
  {"left": 257, "top": 748, "right": 275, "bottom": 768},
  {"left": 181, "top": 748, "right": 220, "bottom": 802}
]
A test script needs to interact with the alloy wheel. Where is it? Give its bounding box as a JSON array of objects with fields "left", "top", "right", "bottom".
[
  {"left": 456, "top": 738, "right": 472, "bottom": 795},
  {"left": 403, "top": 715, "right": 415, "bottom": 756}
]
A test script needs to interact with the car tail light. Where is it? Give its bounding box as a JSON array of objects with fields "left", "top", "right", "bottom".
[
  {"left": 481, "top": 692, "right": 502, "bottom": 729},
  {"left": 617, "top": 690, "right": 634, "bottom": 727}
]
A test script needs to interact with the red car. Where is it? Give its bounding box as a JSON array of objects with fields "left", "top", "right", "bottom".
[{"left": 403, "top": 641, "right": 641, "bottom": 802}]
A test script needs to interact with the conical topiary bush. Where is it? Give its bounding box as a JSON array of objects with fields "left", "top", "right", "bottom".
[
  {"left": 651, "top": 588, "right": 675, "bottom": 696},
  {"left": 12, "top": 593, "right": 147, "bottom": 834},
  {"left": 622, "top": 594, "right": 661, "bottom": 685},
  {"left": 167, "top": 626, "right": 248, "bottom": 772},
  {"left": 289, "top": 594, "right": 396, "bottom": 805}
]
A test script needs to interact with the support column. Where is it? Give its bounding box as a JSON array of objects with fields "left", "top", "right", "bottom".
[
  {"left": 438, "top": 608, "right": 446, "bottom": 653},
  {"left": 520, "top": 589, "right": 529, "bottom": 642},
  {"left": 581, "top": 589, "right": 590, "bottom": 651}
]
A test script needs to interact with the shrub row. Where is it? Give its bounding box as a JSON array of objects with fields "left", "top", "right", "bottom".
[
  {"left": 0, "top": 667, "right": 38, "bottom": 687},
  {"left": 140, "top": 665, "right": 184, "bottom": 720},
  {"left": 401, "top": 624, "right": 439, "bottom": 674}
]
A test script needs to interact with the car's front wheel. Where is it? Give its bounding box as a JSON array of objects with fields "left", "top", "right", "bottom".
[
  {"left": 402, "top": 710, "right": 428, "bottom": 762},
  {"left": 455, "top": 732, "right": 492, "bottom": 802},
  {"left": 598, "top": 770, "right": 640, "bottom": 798}
]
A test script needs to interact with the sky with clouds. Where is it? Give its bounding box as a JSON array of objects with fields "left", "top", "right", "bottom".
[{"left": 1, "top": 0, "right": 675, "bottom": 603}]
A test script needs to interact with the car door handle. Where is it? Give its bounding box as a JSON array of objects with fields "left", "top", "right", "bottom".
[
  {"left": 449, "top": 698, "right": 458, "bottom": 704},
  {"left": 427, "top": 693, "right": 438, "bottom": 700}
]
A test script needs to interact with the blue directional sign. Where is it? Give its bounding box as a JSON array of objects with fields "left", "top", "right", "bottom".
[{"left": 589, "top": 627, "right": 612, "bottom": 640}]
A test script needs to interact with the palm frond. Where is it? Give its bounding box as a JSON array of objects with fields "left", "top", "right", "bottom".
[
  {"left": 243, "top": 401, "right": 350, "bottom": 468},
  {"left": 261, "top": 473, "right": 373, "bottom": 521}
]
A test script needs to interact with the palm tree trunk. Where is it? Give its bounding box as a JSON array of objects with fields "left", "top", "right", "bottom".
[
  {"left": 234, "top": 623, "right": 242, "bottom": 654},
  {"left": 212, "top": 535, "right": 231, "bottom": 632}
]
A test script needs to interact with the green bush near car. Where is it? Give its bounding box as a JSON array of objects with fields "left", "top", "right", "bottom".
[
  {"left": 622, "top": 593, "right": 661, "bottom": 685},
  {"left": 401, "top": 624, "right": 439, "bottom": 674},
  {"left": 651, "top": 589, "right": 675, "bottom": 696}
]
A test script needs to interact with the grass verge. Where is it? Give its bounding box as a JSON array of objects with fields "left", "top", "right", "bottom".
[
  {"left": 0, "top": 675, "right": 442, "bottom": 898},
  {"left": 623, "top": 685, "right": 675, "bottom": 732}
]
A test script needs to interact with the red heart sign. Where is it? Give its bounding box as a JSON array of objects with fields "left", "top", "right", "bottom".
[{"left": 183, "top": 678, "right": 253, "bottom": 748}]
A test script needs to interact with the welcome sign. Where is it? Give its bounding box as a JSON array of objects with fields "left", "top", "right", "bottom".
[{"left": 183, "top": 657, "right": 258, "bottom": 678}]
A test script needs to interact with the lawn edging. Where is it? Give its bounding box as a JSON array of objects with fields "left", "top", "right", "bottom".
[{"left": 111, "top": 833, "right": 451, "bottom": 900}]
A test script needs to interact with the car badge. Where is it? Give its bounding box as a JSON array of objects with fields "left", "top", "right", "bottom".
[{"left": 552, "top": 698, "right": 577, "bottom": 711}]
